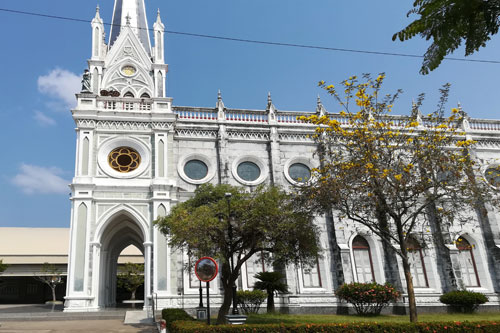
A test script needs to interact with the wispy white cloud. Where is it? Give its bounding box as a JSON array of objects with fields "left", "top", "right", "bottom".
[
  {"left": 33, "top": 110, "right": 56, "bottom": 126},
  {"left": 38, "top": 68, "right": 80, "bottom": 109},
  {"left": 12, "top": 164, "right": 69, "bottom": 195}
]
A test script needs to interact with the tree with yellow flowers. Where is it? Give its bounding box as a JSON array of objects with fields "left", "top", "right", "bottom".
[{"left": 299, "top": 74, "right": 495, "bottom": 322}]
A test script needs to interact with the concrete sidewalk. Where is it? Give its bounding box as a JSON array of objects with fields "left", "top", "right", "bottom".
[
  {"left": 0, "top": 304, "right": 127, "bottom": 321},
  {"left": 0, "top": 319, "right": 156, "bottom": 332}
]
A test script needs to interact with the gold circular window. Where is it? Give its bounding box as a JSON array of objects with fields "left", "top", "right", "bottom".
[
  {"left": 121, "top": 65, "right": 136, "bottom": 76},
  {"left": 108, "top": 147, "right": 141, "bottom": 173}
]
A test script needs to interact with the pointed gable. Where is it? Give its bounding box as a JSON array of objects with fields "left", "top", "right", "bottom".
[{"left": 101, "top": 25, "right": 154, "bottom": 97}]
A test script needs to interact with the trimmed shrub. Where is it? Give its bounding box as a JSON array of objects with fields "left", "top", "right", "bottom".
[
  {"left": 335, "top": 282, "right": 401, "bottom": 315},
  {"left": 162, "top": 308, "right": 195, "bottom": 331},
  {"left": 237, "top": 289, "right": 267, "bottom": 314},
  {"left": 440, "top": 290, "right": 488, "bottom": 313},
  {"left": 170, "top": 320, "right": 500, "bottom": 333}
]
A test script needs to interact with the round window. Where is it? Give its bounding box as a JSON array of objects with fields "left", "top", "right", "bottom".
[
  {"left": 121, "top": 65, "right": 136, "bottom": 76},
  {"left": 237, "top": 161, "right": 261, "bottom": 182},
  {"left": 184, "top": 160, "right": 208, "bottom": 180},
  {"left": 108, "top": 147, "right": 141, "bottom": 173},
  {"left": 485, "top": 167, "right": 500, "bottom": 187},
  {"left": 289, "top": 163, "right": 311, "bottom": 183}
]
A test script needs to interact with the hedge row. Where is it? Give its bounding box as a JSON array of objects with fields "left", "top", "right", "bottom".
[
  {"left": 170, "top": 320, "right": 499, "bottom": 333},
  {"left": 161, "top": 308, "right": 195, "bottom": 331}
]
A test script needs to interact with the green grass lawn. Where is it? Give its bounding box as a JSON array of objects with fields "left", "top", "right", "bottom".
[{"left": 245, "top": 312, "right": 500, "bottom": 324}]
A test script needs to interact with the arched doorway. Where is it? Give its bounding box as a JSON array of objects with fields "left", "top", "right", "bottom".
[
  {"left": 116, "top": 245, "right": 145, "bottom": 305},
  {"left": 96, "top": 213, "right": 146, "bottom": 308}
]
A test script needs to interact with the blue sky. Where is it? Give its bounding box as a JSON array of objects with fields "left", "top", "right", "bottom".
[{"left": 1, "top": 0, "right": 499, "bottom": 228}]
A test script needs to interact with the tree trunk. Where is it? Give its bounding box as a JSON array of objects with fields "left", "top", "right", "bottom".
[
  {"left": 395, "top": 219, "right": 418, "bottom": 322},
  {"left": 401, "top": 256, "right": 418, "bottom": 322},
  {"left": 131, "top": 290, "right": 136, "bottom": 300},
  {"left": 217, "top": 285, "right": 233, "bottom": 324},
  {"left": 51, "top": 286, "right": 56, "bottom": 303},
  {"left": 266, "top": 289, "right": 275, "bottom": 313},
  {"left": 216, "top": 262, "right": 233, "bottom": 324}
]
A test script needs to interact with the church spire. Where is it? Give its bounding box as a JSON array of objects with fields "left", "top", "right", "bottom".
[
  {"left": 109, "top": 0, "right": 151, "bottom": 52},
  {"left": 153, "top": 8, "right": 165, "bottom": 64}
]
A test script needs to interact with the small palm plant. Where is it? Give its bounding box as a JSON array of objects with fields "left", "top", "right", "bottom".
[{"left": 254, "top": 271, "right": 288, "bottom": 313}]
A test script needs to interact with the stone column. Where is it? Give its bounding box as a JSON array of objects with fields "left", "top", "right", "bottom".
[
  {"left": 475, "top": 202, "right": 500, "bottom": 291},
  {"left": 144, "top": 241, "right": 153, "bottom": 308},
  {"left": 426, "top": 204, "right": 457, "bottom": 292},
  {"left": 90, "top": 242, "right": 102, "bottom": 309}
]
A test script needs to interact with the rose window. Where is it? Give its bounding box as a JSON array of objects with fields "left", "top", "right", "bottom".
[{"left": 108, "top": 147, "right": 141, "bottom": 173}]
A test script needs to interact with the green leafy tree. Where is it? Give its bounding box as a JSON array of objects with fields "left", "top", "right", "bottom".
[
  {"left": 0, "top": 260, "right": 8, "bottom": 286},
  {"left": 154, "top": 184, "right": 320, "bottom": 324},
  {"left": 35, "top": 263, "right": 64, "bottom": 303},
  {"left": 117, "top": 262, "right": 144, "bottom": 300},
  {"left": 254, "top": 271, "right": 289, "bottom": 313},
  {"left": 393, "top": 0, "right": 500, "bottom": 74},
  {"left": 299, "top": 74, "right": 495, "bottom": 322},
  {"left": 0, "top": 260, "right": 7, "bottom": 273}
]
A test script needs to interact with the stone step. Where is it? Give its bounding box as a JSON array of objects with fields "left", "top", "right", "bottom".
[{"left": 123, "top": 311, "right": 154, "bottom": 325}]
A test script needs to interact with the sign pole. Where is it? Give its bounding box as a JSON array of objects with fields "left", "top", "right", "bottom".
[
  {"left": 199, "top": 280, "right": 203, "bottom": 307},
  {"left": 194, "top": 257, "right": 218, "bottom": 326},
  {"left": 206, "top": 281, "right": 210, "bottom": 325}
]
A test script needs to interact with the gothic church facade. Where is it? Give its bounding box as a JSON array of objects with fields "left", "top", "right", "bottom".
[{"left": 64, "top": 0, "right": 500, "bottom": 312}]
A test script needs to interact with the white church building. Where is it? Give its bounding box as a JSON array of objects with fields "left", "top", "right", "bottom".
[{"left": 62, "top": 0, "right": 500, "bottom": 313}]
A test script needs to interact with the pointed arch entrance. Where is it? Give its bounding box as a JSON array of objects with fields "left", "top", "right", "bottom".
[{"left": 94, "top": 209, "right": 149, "bottom": 308}]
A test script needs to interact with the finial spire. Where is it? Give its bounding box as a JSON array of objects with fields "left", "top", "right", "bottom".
[
  {"left": 96, "top": 4, "right": 100, "bottom": 13},
  {"left": 156, "top": 8, "right": 162, "bottom": 23},
  {"left": 216, "top": 89, "right": 225, "bottom": 114},
  {"left": 267, "top": 92, "right": 272, "bottom": 105},
  {"left": 125, "top": 13, "right": 132, "bottom": 25},
  {"left": 316, "top": 95, "right": 327, "bottom": 116}
]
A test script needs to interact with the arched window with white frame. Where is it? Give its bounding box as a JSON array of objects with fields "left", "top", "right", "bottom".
[
  {"left": 352, "top": 235, "right": 375, "bottom": 283},
  {"left": 407, "top": 237, "right": 429, "bottom": 288},
  {"left": 456, "top": 236, "right": 480, "bottom": 287},
  {"left": 244, "top": 252, "right": 272, "bottom": 288}
]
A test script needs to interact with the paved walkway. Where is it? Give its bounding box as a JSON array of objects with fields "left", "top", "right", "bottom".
[
  {"left": 0, "top": 305, "right": 157, "bottom": 332},
  {"left": 0, "top": 319, "right": 156, "bottom": 332}
]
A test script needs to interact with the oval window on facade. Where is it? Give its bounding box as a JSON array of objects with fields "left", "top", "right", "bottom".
[
  {"left": 237, "top": 161, "right": 261, "bottom": 182},
  {"left": 108, "top": 147, "right": 141, "bottom": 173},
  {"left": 121, "top": 65, "right": 137, "bottom": 76},
  {"left": 184, "top": 160, "right": 208, "bottom": 180},
  {"left": 485, "top": 167, "right": 500, "bottom": 187},
  {"left": 289, "top": 163, "right": 311, "bottom": 183}
]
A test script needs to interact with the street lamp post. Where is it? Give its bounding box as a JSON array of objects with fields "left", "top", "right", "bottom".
[{"left": 225, "top": 192, "right": 239, "bottom": 315}]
